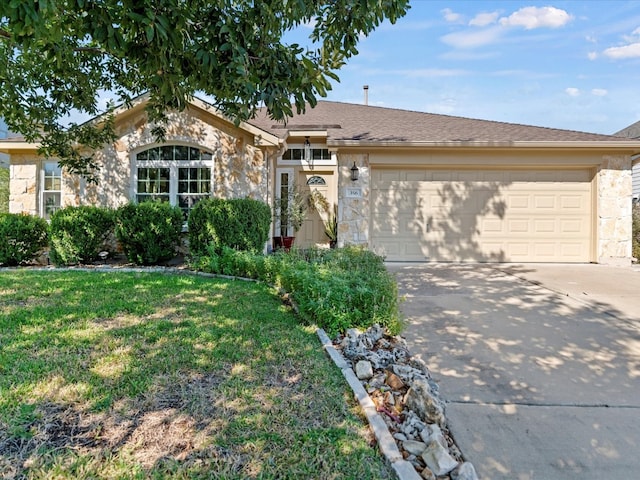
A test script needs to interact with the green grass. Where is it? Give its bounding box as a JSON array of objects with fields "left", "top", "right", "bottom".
[{"left": 0, "top": 270, "right": 393, "bottom": 479}]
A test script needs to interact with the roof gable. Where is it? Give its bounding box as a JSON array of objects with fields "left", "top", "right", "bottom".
[{"left": 615, "top": 120, "right": 640, "bottom": 139}]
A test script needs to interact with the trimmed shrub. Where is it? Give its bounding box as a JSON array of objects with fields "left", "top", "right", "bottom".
[
  {"left": 633, "top": 203, "right": 640, "bottom": 261},
  {"left": 192, "top": 245, "right": 401, "bottom": 336},
  {"left": 49, "top": 206, "right": 114, "bottom": 265},
  {"left": 0, "top": 213, "right": 48, "bottom": 266},
  {"left": 188, "top": 198, "right": 271, "bottom": 257},
  {"left": 114, "top": 202, "right": 183, "bottom": 265}
]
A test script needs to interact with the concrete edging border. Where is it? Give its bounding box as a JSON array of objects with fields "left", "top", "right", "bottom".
[{"left": 317, "top": 328, "right": 422, "bottom": 480}]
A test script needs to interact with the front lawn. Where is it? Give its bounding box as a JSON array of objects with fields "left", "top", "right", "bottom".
[{"left": 0, "top": 270, "right": 394, "bottom": 479}]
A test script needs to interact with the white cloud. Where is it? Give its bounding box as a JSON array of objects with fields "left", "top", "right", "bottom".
[
  {"left": 441, "top": 26, "right": 503, "bottom": 49},
  {"left": 603, "top": 42, "right": 640, "bottom": 59},
  {"left": 585, "top": 34, "right": 597, "bottom": 43},
  {"left": 469, "top": 12, "right": 499, "bottom": 27},
  {"left": 442, "top": 8, "right": 463, "bottom": 23},
  {"left": 566, "top": 88, "right": 581, "bottom": 97},
  {"left": 592, "top": 88, "right": 608, "bottom": 96},
  {"left": 588, "top": 51, "right": 598, "bottom": 60},
  {"left": 499, "top": 6, "right": 573, "bottom": 30}
]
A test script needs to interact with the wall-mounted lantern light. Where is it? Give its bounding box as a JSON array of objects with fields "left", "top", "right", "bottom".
[
  {"left": 350, "top": 161, "right": 359, "bottom": 181},
  {"left": 304, "top": 137, "right": 311, "bottom": 162}
]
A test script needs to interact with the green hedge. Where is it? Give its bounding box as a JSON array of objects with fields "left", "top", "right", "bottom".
[
  {"left": 49, "top": 206, "right": 114, "bottom": 265},
  {"left": 188, "top": 198, "right": 271, "bottom": 256},
  {"left": 0, "top": 213, "right": 48, "bottom": 266},
  {"left": 192, "top": 246, "right": 401, "bottom": 336},
  {"left": 114, "top": 202, "right": 183, "bottom": 265}
]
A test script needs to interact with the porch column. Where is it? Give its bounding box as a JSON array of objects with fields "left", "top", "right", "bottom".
[
  {"left": 597, "top": 154, "right": 633, "bottom": 265},
  {"left": 337, "top": 153, "right": 369, "bottom": 247}
]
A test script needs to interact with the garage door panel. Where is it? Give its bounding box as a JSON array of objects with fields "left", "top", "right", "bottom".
[{"left": 371, "top": 168, "right": 593, "bottom": 262}]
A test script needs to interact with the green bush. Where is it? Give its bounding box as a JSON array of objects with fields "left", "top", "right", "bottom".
[
  {"left": 114, "top": 202, "right": 183, "bottom": 265},
  {"left": 0, "top": 213, "right": 48, "bottom": 266},
  {"left": 49, "top": 206, "right": 114, "bottom": 265},
  {"left": 188, "top": 198, "right": 271, "bottom": 257},
  {"left": 193, "top": 245, "right": 401, "bottom": 336},
  {"left": 633, "top": 203, "right": 640, "bottom": 261}
]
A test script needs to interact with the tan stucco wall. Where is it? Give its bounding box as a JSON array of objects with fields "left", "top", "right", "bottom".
[{"left": 597, "top": 154, "right": 633, "bottom": 265}]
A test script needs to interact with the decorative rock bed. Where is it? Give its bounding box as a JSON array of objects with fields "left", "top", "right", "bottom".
[{"left": 321, "top": 325, "right": 478, "bottom": 480}]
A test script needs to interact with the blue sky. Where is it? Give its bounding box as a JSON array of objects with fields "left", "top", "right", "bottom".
[{"left": 288, "top": 1, "right": 640, "bottom": 135}]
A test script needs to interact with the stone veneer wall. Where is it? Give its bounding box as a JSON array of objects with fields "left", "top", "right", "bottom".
[
  {"left": 9, "top": 155, "right": 38, "bottom": 214},
  {"left": 598, "top": 154, "right": 633, "bottom": 265},
  {"left": 9, "top": 108, "right": 269, "bottom": 216},
  {"left": 337, "top": 153, "right": 369, "bottom": 247},
  {"left": 91, "top": 107, "right": 268, "bottom": 206}
]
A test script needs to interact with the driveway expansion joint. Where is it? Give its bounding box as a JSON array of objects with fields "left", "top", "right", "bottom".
[{"left": 448, "top": 400, "right": 640, "bottom": 409}]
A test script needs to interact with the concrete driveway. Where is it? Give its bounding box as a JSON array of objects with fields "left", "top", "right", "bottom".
[{"left": 386, "top": 263, "right": 640, "bottom": 480}]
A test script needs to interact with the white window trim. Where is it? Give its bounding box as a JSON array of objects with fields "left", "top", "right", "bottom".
[
  {"left": 130, "top": 144, "right": 214, "bottom": 214},
  {"left": 275, "top": 167, "right": 294, "bottom": 237},
  {"left": 40, "top": 161, "right": 62, "bottom": 220},
  {"left": 277, "top": 143, "right": 337, "bottom": 167}
]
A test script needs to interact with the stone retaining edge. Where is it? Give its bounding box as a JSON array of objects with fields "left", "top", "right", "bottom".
[{"left": 317, "top": 328, "right": 422, "bottom": 480}]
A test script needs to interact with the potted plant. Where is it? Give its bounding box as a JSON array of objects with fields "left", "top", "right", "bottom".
[
  {"left": 324, "top": 203, "right": 338, "bottom": 249},
  {"left": 273, "top": 184, "right": 309, "bottom": 251}
]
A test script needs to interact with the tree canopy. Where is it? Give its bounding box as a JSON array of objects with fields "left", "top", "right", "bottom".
[{"left": 0, "top": 0, "right": 409, "bottom": 179}]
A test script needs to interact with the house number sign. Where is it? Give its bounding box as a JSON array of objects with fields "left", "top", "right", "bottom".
[{"left": 345, "top": 187, "right": 362, "bottom": 198}]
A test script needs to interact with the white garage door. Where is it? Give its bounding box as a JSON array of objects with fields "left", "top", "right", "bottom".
[{"left": 371, "top": 168, "right": 593, "bottom": 262}]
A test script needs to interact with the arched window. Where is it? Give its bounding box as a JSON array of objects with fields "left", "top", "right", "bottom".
[
  {"left": 134, "top": 145, "right": 213, "bottom": 218},
  {"left": 306, "top": 176, "right": 326, "bottom": 186}
]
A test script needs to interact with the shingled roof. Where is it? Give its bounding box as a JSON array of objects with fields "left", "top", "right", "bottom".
[
  {"left": 615, "top": 120, "right": 640, "bottom": 139},
  {"left": 249, "top": 100, "right": 634, "bottom": 146}
]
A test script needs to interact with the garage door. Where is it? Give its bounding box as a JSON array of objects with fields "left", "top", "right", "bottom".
[{"left": 371, "top": 168, "right": 593, "bottom": 262}]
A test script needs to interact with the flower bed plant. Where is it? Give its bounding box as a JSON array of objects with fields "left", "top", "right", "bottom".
[{"left": 192, "top": 246, "right": 401, "bottom": 336}]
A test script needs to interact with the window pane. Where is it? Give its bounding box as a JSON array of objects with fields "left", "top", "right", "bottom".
[
  {"left": 311, "top": 148, "right": 330, "bottom": 160},
  {"left": 137, "top": 194, "right": 169, "bottom": 203},
  {"left": 188, "top": 147, "right": 200, "bottom": 160},
  {"left": 43, "top": 192, "right": 61, "bottom": 219},
  {"left": 161, "top": 146, "right": 173, "bottom": 160},
  {"left": 44, "top": 162, "right": 61, "bottom": 177},
  {"left": 178, "top": 167, "right": 211, "bottom": 218},
  {"left": 201, "top": 150, "right": 212, "bottom": 161},
  {"left": 136, "top": 150, "right": 148, "bottom": 161},
  {"left": 174, "top": 145, "right": 189, "bottom": 160},
  {"left": 147, "top": 147, "right": 160, "bottom": 160}
]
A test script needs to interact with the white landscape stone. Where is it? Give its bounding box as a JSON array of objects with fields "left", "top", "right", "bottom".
[
  {"left": 451, "top": 461, "right": 479, "bottom": 480},
  {"left": 421, "top": 440, "right": 459, "bottom": 476},
  {"left": 402, "top": 440, "right": 427, "bottom": 456},
  {"left": 404, "top": 378, "right": 446, "bottom": 426},
  {"left": 355, "top": 360, "right": 373, "bottom": 380}
]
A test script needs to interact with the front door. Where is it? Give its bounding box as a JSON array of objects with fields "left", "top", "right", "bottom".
[{"left": 297, "top": 171, "right": 337, "bottom": 248}]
